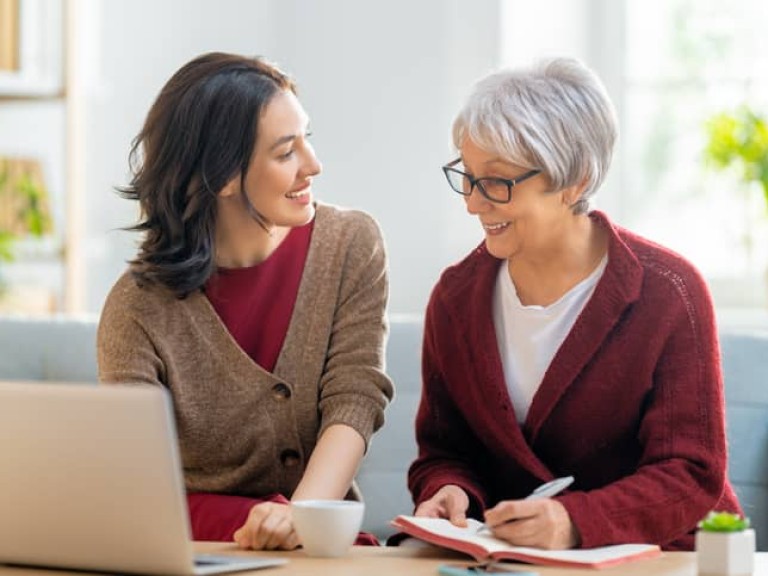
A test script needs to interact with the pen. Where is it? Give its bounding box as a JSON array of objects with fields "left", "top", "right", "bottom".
[{"left": 475, "top": 476, "right": 574, "bottom": 534}]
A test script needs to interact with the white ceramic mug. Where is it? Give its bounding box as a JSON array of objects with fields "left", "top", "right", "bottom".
[{"left": 291, "top": 499, "right": 365, "bottom": 558}]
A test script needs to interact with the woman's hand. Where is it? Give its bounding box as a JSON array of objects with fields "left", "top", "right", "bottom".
[
  {"left": 233, "top": 502, "right": 300, "bottom": 550},
  {"left": 414, "top": 484, "right": 470, "bottom": 527},
  {"left": 483, "top": 498, "right": 579, "bottom": 550}
]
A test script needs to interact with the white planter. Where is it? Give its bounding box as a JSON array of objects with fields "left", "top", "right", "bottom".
[{"left": 696, "top": 529, "right": 756, "bottom": 576}]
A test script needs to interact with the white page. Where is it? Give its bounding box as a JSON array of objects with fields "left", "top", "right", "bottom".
[{"left": 396, "top": 516, "right": 658, "bottom": 563}]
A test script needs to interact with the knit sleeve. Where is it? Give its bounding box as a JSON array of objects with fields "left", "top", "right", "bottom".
[
  {"left": 317, "top": 212, "right": 393, "bottom": 448},
  {"left": 407, "top": 288, "right": 489, "bottom": 517},
  {"left": 97, "top": 274, "right": 165, "bottom": 387},
  {"left": 559, "top": 264, "right": 731, "bottom": 548}
]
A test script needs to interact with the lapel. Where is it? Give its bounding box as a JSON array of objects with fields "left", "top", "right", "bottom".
[
  {"left": 523, "top": 211, "right": 643, "bottom": 443},
  {"left": 188, "top": 289, "right": 281, "bottom": 382},
  {"left": 273, "top": 203, "right": 330, "bottom": 386},
  {"left": 187, "top": 204, "right": 329, "bottom": 386},
  {"left": 450, "top": 246, "right": 555, "bottom": 480},
  {"left": 447, "top": 212, "right": 643, "bottom": 480}
]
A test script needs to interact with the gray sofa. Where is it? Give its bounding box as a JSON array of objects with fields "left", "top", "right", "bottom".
[{"left": 0, "top": 313, "right": 765, "bottom": 549}]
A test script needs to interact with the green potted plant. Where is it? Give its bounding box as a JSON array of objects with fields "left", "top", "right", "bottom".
[
  {"left": 703, "top": 107, "right": 768, "bottom": 290},
  {"left": 0, "top": 158, "right": 53, "bottom": 295},
  {"left": 695, "top": 511, "right": 755, "bottom": 576},
  {"left": 704, "top": 106, "right": 768, "bottom": 205},
  {"left": 0, "top": 165, "right": 15, "bottom": 265}
]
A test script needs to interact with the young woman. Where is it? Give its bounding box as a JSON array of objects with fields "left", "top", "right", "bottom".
[
  {"left": 409, "top": 57, "right": 741, "bottom": 550},
  {"left": 98, "top": 52, "right": 392, "bottom": 551}
]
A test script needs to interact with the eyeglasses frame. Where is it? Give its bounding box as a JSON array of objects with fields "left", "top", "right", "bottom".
[{"left": 442, "top": 158, "right": 541, "bottom": 204}]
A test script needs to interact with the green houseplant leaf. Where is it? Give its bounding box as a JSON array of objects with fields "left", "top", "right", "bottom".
[
  {"left": 0, "top": 159, "right": 52, "bottom": 263},
  {"left": 0, "top": 158, "right": 53, "bottom": 294},
  {"left": 0, "top": 231, "right": 14, "bottom": 263},
  {"left": 704, "top": 106, "right": 768, "bottom": 208},
  {"left": 698, "top": 511, "right": 751, "bottom": 532},
  {"left": 16, "top": 173, "right": 50, "bottom": 237}
]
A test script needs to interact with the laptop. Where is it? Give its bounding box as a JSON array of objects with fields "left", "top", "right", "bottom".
[{"left": 0, "top": 381, "right": 287, "bottom": 575}]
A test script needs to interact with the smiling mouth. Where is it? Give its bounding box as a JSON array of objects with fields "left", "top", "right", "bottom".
[
  {"left": 286, "top": 189, "right": 310, "bottom": 199},
  {"left": 483, "top": 221, "right": 510, "bottom": 231}
]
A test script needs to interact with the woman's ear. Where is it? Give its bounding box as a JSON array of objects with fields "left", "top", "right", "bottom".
[
  {"left": 561, "top": 185, "right": 582, "bottom": 208},
  {"left": 218, "top": 175, "right": 241, "bottom": 198},
  {"left": 562, "top": 178, "right": 589, "bottom": 209}
]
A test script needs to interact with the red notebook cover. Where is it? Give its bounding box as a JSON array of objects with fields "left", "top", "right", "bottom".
[{"left": 391, "top": 516, "right": 661, "bottom": 569}]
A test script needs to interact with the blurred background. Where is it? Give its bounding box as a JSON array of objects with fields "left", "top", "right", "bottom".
[{"left": 1, "top": 0, "right": 767, "bottom": 326}]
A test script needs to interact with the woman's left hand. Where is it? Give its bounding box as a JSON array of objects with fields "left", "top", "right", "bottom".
[{"left": 483, "top": 498, "right": 579, "bottom": 550}]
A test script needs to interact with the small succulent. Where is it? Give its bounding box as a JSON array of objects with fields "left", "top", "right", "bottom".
[{"left": 698, "top": 511, "right": 751, "bottom": 532}]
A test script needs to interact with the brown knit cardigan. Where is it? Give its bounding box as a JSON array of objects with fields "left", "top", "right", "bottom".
[{"left": 98, "top": 203, "right": 393, "bottom": 498}]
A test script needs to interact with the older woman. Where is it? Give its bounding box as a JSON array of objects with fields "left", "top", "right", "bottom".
[{"left": 408, "top": 58, "right": 741, "bottom": 551}]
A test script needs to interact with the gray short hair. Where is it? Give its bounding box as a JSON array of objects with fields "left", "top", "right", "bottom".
[{"left": 452, "top": 57, "right": 618, "bottom": 214}]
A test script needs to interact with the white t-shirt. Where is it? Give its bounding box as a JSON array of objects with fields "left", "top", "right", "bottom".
[{"left": 492, "top": 255, "right": 608, "bottom": 423}]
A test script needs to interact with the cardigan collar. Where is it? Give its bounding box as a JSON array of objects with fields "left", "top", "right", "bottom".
[
  {"left": 441, "top": 210, "right": 644, "bottom": 478},
  {"left": 184, "top": 203, "right": 334, "bottom": 384},
  {"left": 524, "top": 211, "right": 643, "bottom": 442}
]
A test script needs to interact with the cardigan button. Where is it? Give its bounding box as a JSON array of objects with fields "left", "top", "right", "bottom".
[
  {"left": 271, "top": 383, "right": 292, "bottom": 400},
  {"left": 280, "top": 449, "right": 301, "bottom": 467}
]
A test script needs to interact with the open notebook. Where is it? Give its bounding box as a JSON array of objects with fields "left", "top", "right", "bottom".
[
  {"left": 392, "top": 515, "right": 661, "bottom": 569},
  {"left": 0, "top": 381, "right": 286, "bottom": 575}
]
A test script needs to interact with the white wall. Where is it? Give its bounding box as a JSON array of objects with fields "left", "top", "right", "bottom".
[
  {"left": 263, "top": 0, "right": 501, "bottom": 315},
  {"left": 75, "top": 0, "right": 502, "bottom": 315},
  {"left": 499, "top": 0, "right": 626, "bottom": 221},
  {"left": 75, "top": 0, "right": 276, "bottom": 312}
]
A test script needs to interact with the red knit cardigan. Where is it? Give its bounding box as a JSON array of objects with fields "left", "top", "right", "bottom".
[{"left": 408, "top": 211, "right": 741, "bottom": 551}]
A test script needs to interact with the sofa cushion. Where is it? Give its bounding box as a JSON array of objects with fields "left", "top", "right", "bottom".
[
  {"left": 1, "top": 314, "right": 765, "bottom": 548},
  {"left": 0, "top": 314, "right": 98, "bottom": 382},
  {"left": 720, "top": 330, "right": 768, "bottom": 551},
  {"left": 356, "top": 314, "right": 422, "bottom": 540}
]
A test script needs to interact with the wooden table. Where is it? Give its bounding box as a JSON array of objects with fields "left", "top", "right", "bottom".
[
  {"left": 1, "top": 543, "right": 766, "bottom": 575},
  {"left": 196, "top": 543, "right": 768, "bottom": 575}
]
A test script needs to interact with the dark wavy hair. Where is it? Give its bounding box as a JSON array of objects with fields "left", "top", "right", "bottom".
[{"left": 120, "top": 52, "right": 295, "bottom": 298}]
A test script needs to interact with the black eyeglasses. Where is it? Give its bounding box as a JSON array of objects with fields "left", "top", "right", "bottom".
[{"left": 442, "top": 158, "right": 541, "bottom": 204}]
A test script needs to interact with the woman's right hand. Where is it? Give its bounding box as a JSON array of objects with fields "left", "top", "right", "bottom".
[
  {"left": 414, "top": 484, "right": 470, "bottom": 527},
  {"left": 233, "top": 501, "right": 300, "bottom": 550}
]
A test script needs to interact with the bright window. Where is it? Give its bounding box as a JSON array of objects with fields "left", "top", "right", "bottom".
[{"left": 619, "top": 0, "right": 768, "bottom": 307}]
